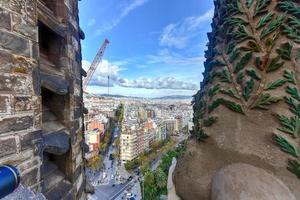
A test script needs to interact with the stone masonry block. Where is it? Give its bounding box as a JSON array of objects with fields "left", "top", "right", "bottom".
[
  {"left": 21, "top": 167, "right": 38, "bottom": 187},
  {"left": 0, "top": 74, "right": 33, "bottom": 94},
  {"left": 0, "top": 115, "right": 33, "bottom": 134},
  {"left": 12, "top": 14, "right": 38, "bottom": 41},
  {"left": 14, "top": 96, "right": 39, "bottom": 112},
  {"left": 20, "top": 130, "right": 42, "bottom": 151},
  {"left": 0, "top": 0, "right": 36, "bottom": 24},
  {"left": 0, "top": 95, "right": 11, "bottom": 114},
  {"left": 0, "top": 50, "right": 35, "bottom": 74},
  {"left": 0, "top": 137, "right": 17, "bottom": 157},
  {"left": 18, "top": 157, "right": 39, "bottom": 173},
  {"left": 0, "top": 7, "right": 11, "bottom": 31},
  {"left": 0, "top": 30, "right": 30, "bottom": 57}
]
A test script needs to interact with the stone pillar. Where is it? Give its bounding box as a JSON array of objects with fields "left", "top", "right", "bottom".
[
  {"left": 174, "top": 0, "right": 300, "bottom": 199},
  {"left": 0, "top": 0, "right": 87, "bottom": 199},
  {"left": 0, "top": 0, "right": 43, "bottom": 192}
]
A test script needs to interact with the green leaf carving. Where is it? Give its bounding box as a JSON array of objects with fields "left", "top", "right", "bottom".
[
  {"left": 220, "top": 88, "right": 241, "bottom": 99},
  {"left": 260, "top": 15, "right": 285, "bottom": 39},
  {"left": 208, "top": 84, "right": 220, "bottom": 99},
  {"left": 283, "top": 25, "right": 300, "bottom": 43},
  {"left": 246, "top": 0, "right": 254, "bottom": 8},
  {"left": 243, "top": 79, "right": 254, "bottom": 101},
  {"left": 252, "top": 93, "right": 280, "bottom": 109},
  {"left": 288, "top": 16, "right": 300, "bottom": 29},
  {"left": 236, "top": 72, "right": 244, "bottom": 84},
  {"left": 284, "top": 70, "right": 297, "bottom": 85},
  {"left": 256, "top": 12, "right": 274, "bottom": 29},
  {"left": 264, "top": 79, "right": 286, "bottom": 90},
  {"left": 277, "top": 115, "right": 300, "bottom": 138},
  {"left": 287, "top": 159, "right": 300, "bottom": 179},
  {"left": 233, "top": 25, "right": 254, "bottom": 42},
  {"left": 255, "top": 57, "right": 263, "bottom": 70},
  {"left": 241, "top": 41, "right": 262, "bottom": 52},
  {"left": 203, "top": 116, "right": 218, "bottom": 127},
  {"left": 278, "top": 1, "right": 300, "bottom": 16},
  {"left": 225, "top": 17, "right": 248, "bottom": 26},
  {"left": 285, "top": 97, "right": 300, "bottom": 117},
  {"left": 229, "top": 47, "right": 240, "bottom": 62},
  {"left": 273, "top": 134, "right": 299, "bottom": 158},
  {"left": 208, "top": 98, "right": 244, "bottom": 114},
  {"left": 254, "top": 0, "right": 271, "bottom": 17},
  {"left": 217, "top": 68, "right": 232, "bottom": 83},
  {"left": 227, "top": 1, "right": 242, "bottom": 15},
  {"left": 246, "top": 69, "right": 261, "bottom": 80},
  {"left": 226, "top": 41, "right": 235, "bottom": 55},
  {"left": 287, "top": 86, "right": 300, "bottom": 101},
  {"left": 276, "top": 42, "right": 292, "bottom": 60},
  {"left": 234, "top": 52, "right": 253, "bottom": 73},
  {"left": 196, "top": 130, "right": 209, "bottom": 142},
  {"left": 266, "top": 57, "right": 284, "bottom": 73}
]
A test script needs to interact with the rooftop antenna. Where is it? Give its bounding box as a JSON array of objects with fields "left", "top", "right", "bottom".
[{"left": 107, "top": 44, "right": 110, "bottom": 96}]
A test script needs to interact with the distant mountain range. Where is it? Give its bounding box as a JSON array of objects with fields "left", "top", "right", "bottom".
[
  {"left": 152, "top": 95, "right": 192, "bottom": 100},
  {"left": 95, "top": 94, "right": 192, "bottom": 100}
]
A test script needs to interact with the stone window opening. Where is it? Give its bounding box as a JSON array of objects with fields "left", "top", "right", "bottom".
[
  {"left": 41, "top": 87, "right": 72, "bottom": 198},
  {"left": 38, "top": 21, "right": 63, "bottom": 71}
]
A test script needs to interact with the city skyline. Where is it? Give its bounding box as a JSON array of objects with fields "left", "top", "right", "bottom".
[{"left": 79, "top": 0, "right": 214, "bottom": 98}]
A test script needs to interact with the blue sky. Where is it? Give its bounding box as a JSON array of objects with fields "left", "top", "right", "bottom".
[{"left": 79, "top": 0, "right": 214, "bottom": 98}]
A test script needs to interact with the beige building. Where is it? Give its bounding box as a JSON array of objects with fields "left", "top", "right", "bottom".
[{"left": 120, "top": 126, "right": 138, "bottom": 163}]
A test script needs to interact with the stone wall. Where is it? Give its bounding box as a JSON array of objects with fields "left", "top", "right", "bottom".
[{"left": 0, "top": 0, "right": 87, "bottom": 199}]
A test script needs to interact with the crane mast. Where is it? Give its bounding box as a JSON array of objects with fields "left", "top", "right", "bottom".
[{"left": 83, "top": 39, "right": 110, "bottom": 91}]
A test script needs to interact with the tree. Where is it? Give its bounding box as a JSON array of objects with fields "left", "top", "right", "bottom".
[
  {"left": 175, "top": 1, "right": 300, "bottom": 199},
  {"left": 155, "top": 168, "right": 167, "bottom": 190}
]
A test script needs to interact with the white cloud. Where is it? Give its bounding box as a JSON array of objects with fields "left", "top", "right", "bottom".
[
  {"left": 159, "top": 8, "right": 214, "bottom": 49},
  {"left": 147, "top": 49, "right": 205, "bottom": 66},
  {"left": 119, "top": 77, "right": 198, "bottom": 90},
  {"left": 82, "top": 59, "right": 198, "bottom": 90},
  {"left": 87, "top": 19, "right": 96, "bottom": 27},
  {"left": 95, "top": 0, "right": 149, "bottom": 35}
]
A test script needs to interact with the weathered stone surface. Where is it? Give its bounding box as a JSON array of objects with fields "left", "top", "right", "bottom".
[
  {"left": 0, "top": 0, "right": 36, "bottom": 23},
  {"left": 0, "top": 50, "right": 34, "bottom": 74},
  {"left": 0, "top": 31, "right": 30, "bottom": 57},
  {"left": 85, "top": 180, "right": 95, "bottom": 194},
  {"left": 211, "top": 163, "right": 296, "bottom": 200},
  {"left": 73, "top": 165, "right": 82, "bottom": 182},
  {"left": 21, "top": 167, "right": 39, "bottom": 187},
  {"left": 0, "top": 137, "right": 17, "bottom": 157},
  {"left": 12, "top": 14, "right": 37, "bottom": 40},
  {"left": 0, "top": 115, "right": 33, "bottom": 134},
  {"left": 0, "top": 95, "right": 10, "bottom": 114},
  {"left": 20, "top": 130, "right": 43, "bottom": 151},
  {"left": 40, "top": 72, "right": 69, "bottom": 95},
  {"left": 0, "top": 50, "right": 14, "bottom": 72},
  {"left": 44, "top": 131, "right": 70, "bottom": 155},
  {"left": 0, "top": 74, "right": 32, "bottom": 94},
  {"left": 18, "top": 158, "right": 39, "bottom": 173},
  {"left": 0, "top": 7, "right": 11, "bottom": 30},
  {"left": 14, "top": 96, "right": 33, "bottom": 112},
  {"left": 74, "top": 107, "right": 82, "bottom": 119}
]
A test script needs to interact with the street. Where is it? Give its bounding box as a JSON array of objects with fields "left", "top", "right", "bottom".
[{"left": 87, "top": 126, "right": 142, "bottom": 200}]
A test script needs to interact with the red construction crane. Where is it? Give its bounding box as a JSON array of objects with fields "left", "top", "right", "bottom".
[{"left": 83, "top": 38, "right": 110, "bottom": 91}]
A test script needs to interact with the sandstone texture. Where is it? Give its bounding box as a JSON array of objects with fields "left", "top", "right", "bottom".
[
  {"left": 174, "top": 0, "right": 300, "bottom": 199},
  {"left": 211, "top": 163, "right": 296, "bottom": 200}
]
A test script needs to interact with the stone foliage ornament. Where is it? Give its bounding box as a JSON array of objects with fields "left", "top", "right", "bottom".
[{"left": 175, "top": 0, "right": 300, "bottom": 199}]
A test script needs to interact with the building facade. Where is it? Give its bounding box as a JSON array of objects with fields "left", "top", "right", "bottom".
[
  {"left": 120, "top": 126, "right": 138, "bottom": 163},
  {"left": 0, "top": 0, "right": 87, "bottom": 199}
]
